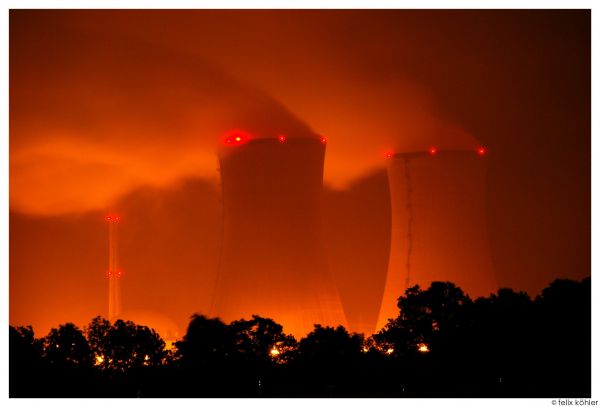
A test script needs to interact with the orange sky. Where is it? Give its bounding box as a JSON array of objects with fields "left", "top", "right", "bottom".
[{"left": 9, "top": 10, "right": 590, "bottom": 337}]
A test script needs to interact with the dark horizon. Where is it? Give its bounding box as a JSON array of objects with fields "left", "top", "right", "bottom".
[{"left": 10, "top": 277, "right": 591, "bottom": 397}]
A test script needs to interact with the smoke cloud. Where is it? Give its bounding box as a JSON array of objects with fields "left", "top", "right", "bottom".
[
  {"left": 10, "top": 11, "right": 477, "bottom": 216},
  {"left": 10, "top": 13, "right": 318, "bottom": 216}
]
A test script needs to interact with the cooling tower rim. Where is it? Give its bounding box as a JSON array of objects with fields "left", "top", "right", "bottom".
[
  {"left": 246, "top": 136, "right": 325, "bottom": 144},
  {"left": 388, "top": 149, "right": 487, "bottom": 159},
  {"left": 222, "top": 136, "right": 326, "bottom": 146},
  {"left": 219, "top": 135, "right": 328, "bottom": 157}
]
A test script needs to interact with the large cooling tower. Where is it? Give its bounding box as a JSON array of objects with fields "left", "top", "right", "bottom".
[
  {"left": 376, "top": 149, "right": 497, "bottom": 331},
  {"left": 212, "top": 133, "right": 347, "bottom": 338}
]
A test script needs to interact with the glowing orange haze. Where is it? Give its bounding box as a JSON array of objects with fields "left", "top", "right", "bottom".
[
  {"left": 9, "top": 11, "right": 590, "bottom": 338},
  {"left": 10, "top": 11, "right": 478, "bottom": 216}
]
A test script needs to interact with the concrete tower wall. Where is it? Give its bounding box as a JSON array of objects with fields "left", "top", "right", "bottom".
[
  {"left": 213, "top": 137, "right": 347, "bottom": 338},
  {"left": 376, "top": 150, "right": 497, "bottom": 331}
]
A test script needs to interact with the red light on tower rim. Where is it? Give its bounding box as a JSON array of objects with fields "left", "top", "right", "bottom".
[
  {"left": 477, "top": 146, "right": 487, "bottom": 156},
  {"left": 278, "top": 135, "right": 286, "bottom": 143},
  {"left": 384, "top": 151, "right": 394, "bottom": 159},
  {"left": 223, "top": 131, "right": 250, "bottom": 146},
  {"left": 428, "top": 147, "right": 438, "bottom": 155},
  {"left": 320, "top": 136, "right": 327, "bottom": 144}
]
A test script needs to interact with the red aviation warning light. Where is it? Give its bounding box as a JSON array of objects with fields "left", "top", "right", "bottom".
[
  {"left": 105, "top": 214, "right": 121, "bottom": 222},
  {"left": 320, "top": 136, "right": 327, "bottom": 144},
  {"left": 477, "top": 146, "right": 487, "bottom": 156},
  {"left": 278, "top": 135, "right": 287, "bottom": 143},
  {"left": 223, "top": 131, "right": 250, "bottom": 146},
  {"left": 106, "top": 268, "right": 123, "bottom": 278},
  {"left": 428, "top": 147, "right": 438, "bottom": 155},
  {"left": 384, "top": 150, "right": 394, "bottom": 159}
]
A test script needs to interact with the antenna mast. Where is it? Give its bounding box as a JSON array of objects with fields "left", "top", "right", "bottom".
[{"left": 106, "top": 214, "right": 122, "bottom": 321}]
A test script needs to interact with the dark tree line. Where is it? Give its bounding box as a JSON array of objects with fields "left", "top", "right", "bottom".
[{"left": 10, "top": 277, "right": 590, "bottom": 397}]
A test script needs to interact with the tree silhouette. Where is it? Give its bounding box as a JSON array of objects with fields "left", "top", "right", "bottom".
[
  {"left": 297, "top": 325, "right": 363, "bottom": 364},
  {"left": 230, "top": 315, "right": 297, "bottom": 365},
  {"left": 532, "top": 277, "right": 591, "bottom": 397},
  {"left": 86, "top": 316, "right": 166, "bottom": 372},
  {"left": 373, "top": 282, "right": 483, "bottom": 396},
  {"left": 7, "top": 278, "right": 591, "bottom": 397},
  {"left": 10, "top": 325, "right": 43, "bottom": 364},
  {"left": 175, "top": 314, "right": 235, "bottom": 369},
  {"left": 374, "top": 282, "right": 472, "bottom": 358},
  {"left": 466, "top": 288, "right": 535, "bottom": 396},
  {"left": 288, "top": 325, "right": 364, "bottom": 396},
  {"left": 44, "top": 322, "right": 92, "bottom": 368},
  {"left": 173, "top": 314, "right": 249, "bottom": 396},
  {"left": 85, "top": 316, "right": 112, "bottom": 370},
  {"left": 9, "top": 325, "right": 44, "bottom": 396}
]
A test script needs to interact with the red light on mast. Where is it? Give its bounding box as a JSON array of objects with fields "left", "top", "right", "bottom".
[
  {"left": 384, "top": 151, "right": 394, "bottom": 159},
  {"left": 320, "top": 136, "right": 327, "bottom": 144},
  {"left": 428, "top": 147, "right": 438, "bottom": 155},
  {"left": 278, "top": 135, "right": 286, "bottom": 143},
  {"left": 477, "top": 147, "right": 487, "bottom": 156}
]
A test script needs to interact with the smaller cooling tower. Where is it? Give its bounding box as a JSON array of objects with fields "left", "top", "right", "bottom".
[
  {"left": 212, "top": 133, "right": 347, "bottom": 338},
  {"left": 376, "top": 149, "right": 497, "bottom": 331}
]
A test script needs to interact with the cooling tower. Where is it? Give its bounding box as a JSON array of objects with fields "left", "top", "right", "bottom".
[
  {"left": 212, "top": 134, "right": 347, "bottom": 338},
  {"left": 376, "top": 149, "right": 497, "bottom": 331}
]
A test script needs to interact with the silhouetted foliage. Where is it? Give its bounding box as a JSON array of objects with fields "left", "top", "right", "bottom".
[
  {"left": 9, "top": 277, "right": 591, "bottom": 397},
  {"left": 9, "top": 325, "right": 44, "bottom": 396},
  {"left": 297, "top": 324, "right": 363, "bottom": 365},
  {"left": 175, "top": 314, "right": 234, "bottom": 369},
  {"left": 86, "top": 317, "right": 167, "bottom": 372},
  {"left": 230, "top": 315, "right": 297, "bottom": 365},
  {"left": 277, "top": 324, "right": 365, "bottom": 396},
  {"left": 44, "top": 323, "right": 92, "bottom": 368},
  {"left": 374, "top": 282, "right": 472, "bottom": 359},
  {"left": 532, "top": 277, "right": 591, "bottom": 397},
  {"left": 10, "top": 325, "right": 43, "bottom": 365},
  {"left": 85, "top": 316, "right": 112, "bottom": 369}
]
